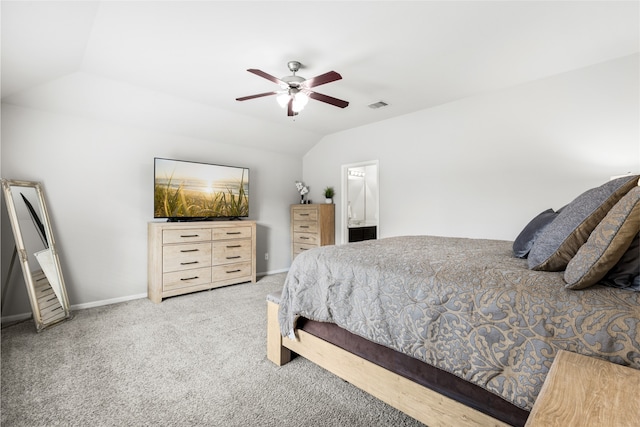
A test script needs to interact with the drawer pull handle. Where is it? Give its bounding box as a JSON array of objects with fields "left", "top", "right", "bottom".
[
  {"left": 226, "top": 269, "right": 241, "bottom": 274},
  {"left": 300, "top": 225, "right": 309, "bottom": 228},
  {"left": 180, "top": 249, "right": 199, "bottom": 253},
  {"left": 226, "top": 244, "right": 241, "bottom": 248},
  {"left": 180, "top": 276, "right": 199, "bottom": 281},
  {"left": 300, "top": 248, "right": 308, "bottom": 251},
  {"left": 300, "top": 236, "right": 310, "bottom": 240},
  {"left": 226, "top": 231, "right": 242, "bottom": 235},
  {"left": 180, "top": 234, "right": 199, "bottom": 238},
  {"left": 226, "top": 256, "right": 241, "bottom": 259},
  {"left": 180, "top": 261, "right": 199, "bottom": 265}
]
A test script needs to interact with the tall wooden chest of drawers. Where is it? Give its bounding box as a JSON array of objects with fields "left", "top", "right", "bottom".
[
  {"left": 291, "top": 204, "right": 335, "bottom": 260},
  {"left": 148, "top": 221, "right": 256, "bottom": 303}
]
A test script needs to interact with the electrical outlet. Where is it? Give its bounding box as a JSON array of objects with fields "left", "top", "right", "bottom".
[{"left": 264, "top": 253, "right": 269, "bottom": 261}]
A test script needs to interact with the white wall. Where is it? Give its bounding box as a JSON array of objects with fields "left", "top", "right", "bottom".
[
  {"left": 1, "top": 105, "right": 301, "bottom": 317},
  {"left": 303, "top": 55, "right": 639, "bottom": 242},
  {"left": 3, "top": 54, "right": 637, "bottom": 318}
]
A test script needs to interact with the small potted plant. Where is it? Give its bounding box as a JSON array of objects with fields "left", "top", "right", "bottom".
[{"left": 324, "top": 186, "right": 335, "bottom": 204}]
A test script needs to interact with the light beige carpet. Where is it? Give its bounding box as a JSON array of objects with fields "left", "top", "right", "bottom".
[{"left": 1, "top": 273, "right": 424, "bottom": 426}]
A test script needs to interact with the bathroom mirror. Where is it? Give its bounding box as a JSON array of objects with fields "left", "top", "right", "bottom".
[
  {"left": 341, "top": 161, "right": 379, "bottom": 244},
  {"left": 1, "top": 179, "right": 71, "bottom": 331}
]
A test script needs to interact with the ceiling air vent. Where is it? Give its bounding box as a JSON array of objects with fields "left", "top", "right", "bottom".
[{"left": 368, "top": 101, "right": 389, "bottom": 109}]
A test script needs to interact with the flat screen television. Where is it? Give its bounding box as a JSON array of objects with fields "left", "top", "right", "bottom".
[{"left": 154, "top": 157, "right": 249, "bottom": 221}]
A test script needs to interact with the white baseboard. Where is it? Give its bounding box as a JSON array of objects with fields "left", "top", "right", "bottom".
[
  {"left": 1, "top": 293, "right": 147, "bottom": 325},
  {"left": 2, "top": 271, "right": 289, "bottom": 325},
  {"left": 257, "top": 268, "right": 288, "bottom": 278},
  {"left": 72, "top": 293, "right": 148, "bottom": 310},
  {"left": 1, "top": 312, "right": 32, "bottom": 324}
]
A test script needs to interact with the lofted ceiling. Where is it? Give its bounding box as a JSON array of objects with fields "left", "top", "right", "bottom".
[{"left": 2, "top": 1, "right": 639, "bottom": 155}]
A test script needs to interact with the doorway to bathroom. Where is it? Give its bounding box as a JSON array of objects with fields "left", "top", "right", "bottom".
[{"left": 340, "top": 160, "right": 379, "bottom": 244}]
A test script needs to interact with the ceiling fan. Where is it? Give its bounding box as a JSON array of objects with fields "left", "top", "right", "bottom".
[{"left": 236, "top": 61, "right": 349, "bottom": 116}]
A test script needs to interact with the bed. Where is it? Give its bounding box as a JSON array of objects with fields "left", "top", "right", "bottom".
[{"left": 267, "top": 176, "right": 639, "bottom": 427}]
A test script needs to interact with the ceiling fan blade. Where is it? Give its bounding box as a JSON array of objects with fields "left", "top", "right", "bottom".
[
  {"left": 306, "top": 90, "right": 349, "bottom": 108},
  {"left": 236, "top": 91, "right": 278, "bottom": 101},
  {"left": 247, "top": 69, "right": 286, "bottom": 85},
  {"left": 303, "top": 71, "right": 342, "bottom": 88}
]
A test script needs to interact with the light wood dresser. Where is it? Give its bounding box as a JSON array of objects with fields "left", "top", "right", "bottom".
[
  {"left": 291, "top": 204, "right": 335, "bottom": 260},
  {"left": 148, "top": 221, "right": 256, "bottom": 303},
  {"left": 525, "top": 350, "right": 640, "bottom": 426}
]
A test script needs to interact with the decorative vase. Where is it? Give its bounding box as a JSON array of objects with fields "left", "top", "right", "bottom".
[
  {"left": 300, "top": 195, "right": 305, "bottom": 204},
  {"left": 325, "top": 198, "right": 333, "bottom": 204}
]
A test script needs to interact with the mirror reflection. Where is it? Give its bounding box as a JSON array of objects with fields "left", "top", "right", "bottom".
[{"left": 1, "top": 180, "right": 71, "bottom": 331}]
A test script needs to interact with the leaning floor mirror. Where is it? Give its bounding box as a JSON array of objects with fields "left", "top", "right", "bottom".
[{"left": 2, "top": 180, "right": 71, "bottom": 331}]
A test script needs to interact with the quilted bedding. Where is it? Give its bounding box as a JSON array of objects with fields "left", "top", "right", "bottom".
[{"left": 278, "top": 235, "right": 640, "bottom": 411}]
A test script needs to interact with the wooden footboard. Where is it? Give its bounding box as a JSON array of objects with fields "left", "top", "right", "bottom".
[{"left": 267, "top": 300, "right": 511, "bottom": 427}]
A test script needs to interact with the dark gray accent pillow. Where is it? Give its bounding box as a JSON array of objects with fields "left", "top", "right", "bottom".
[
  {"left": 528, "top": 175, "right": 639, "bottom": 271},
  {"left": 512, "top": 208, "right": 559, "bottom": 258},
  {"left": 602, "top": 233, "right": 639, "bottom": 290}
]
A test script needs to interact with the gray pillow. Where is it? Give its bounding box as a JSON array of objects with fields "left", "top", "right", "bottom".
[
  {"left": 602, "top": 233, "right": 639, "bottom": 290},
  {"left": 512, "top": 208, "right": 559, "bottom": 258},
  {"left": 528, "top": 175, "right": 639, "bottom": 271}
]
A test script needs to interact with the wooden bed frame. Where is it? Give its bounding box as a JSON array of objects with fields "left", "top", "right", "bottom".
[{"left": 267, "top": 300, "right": 512, "bottom": 427}]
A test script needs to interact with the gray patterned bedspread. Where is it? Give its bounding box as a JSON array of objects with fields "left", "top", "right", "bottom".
[{"left": 278, "top": 236, "right": 640, "bottom": 411}]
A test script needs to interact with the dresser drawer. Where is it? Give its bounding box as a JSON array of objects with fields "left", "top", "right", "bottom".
[
  {"left": 293, "top": 208, "right": 318, "bottom": 221},
  {"left": 293, "top": 232, "right": 319, "bottom": 245},
  {"left": 163, "top": 266, "right": 212, "bottom": 291},
  {"left": 293, "top": 243, "right": 317, "bottom": 257},
  {"left": 163, "top": 229, "right": 212, "bottom": 244},
  {"left": 212, "top": 261, "right": 252, "bottom": 283},
  {"left": 212, "top": 239, "right": 252, "bottom": 265},
  {"left": 293, "top": 221, "right": 318, "bottom": 233},
  {"left": 163, "top": 243, "right": 212, "bottom": 273},
  {"left": 212, "top": 226, "right": 252, "bottom": 240}
]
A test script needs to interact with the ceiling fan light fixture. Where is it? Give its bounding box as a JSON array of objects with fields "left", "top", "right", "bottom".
[
  {"left": 276, "top": 92, "right": 290, "bottom": 108},
  {"left": 292, "top": 92, "right": 309, "bottom": 112}
]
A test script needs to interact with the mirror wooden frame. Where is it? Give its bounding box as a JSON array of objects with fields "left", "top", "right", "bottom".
[{"left": 1, "top": 179, "right": 71, "bottom": 331}]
